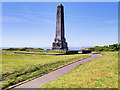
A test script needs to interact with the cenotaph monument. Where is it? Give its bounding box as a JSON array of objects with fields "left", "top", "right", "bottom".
[{"left": 52, "top": 4, "right": 68, "bottom": 51}]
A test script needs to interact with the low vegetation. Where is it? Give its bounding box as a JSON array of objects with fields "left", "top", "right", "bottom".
[
  {"left": 2, "top": 49, "right": 65, "bottom": 54},
  {"left": 2, "top": 47, "right": 44, "bottom": 51},
  {"left": 85, "top": 43, "right": 119, "bottom": 52},
  {"left": 41, "top": 51, "right": 118, "bottom": 88},
  {"left": 14, "top": 51, "right": 65, "bottom": 54},
  {"left": 2, "top": 50, "right": 90, "bottom": 89}
]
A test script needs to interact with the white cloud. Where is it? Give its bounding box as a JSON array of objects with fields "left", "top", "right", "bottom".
[
  {"left": 2, "top": 16, "right": 34, "bottom": 23},
  {"left": 2, "top": 9, "right": 55, "bottom": 24},
  {"left": 66, "top": 14, "right": 105, "bottom": 20},
  {"left": 2, "top": 15, "right": 55, "bottom": 25}
]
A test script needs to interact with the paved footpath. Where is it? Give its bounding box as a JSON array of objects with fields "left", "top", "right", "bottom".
[{"left": 14, "top": 54, "right": 101, "bottom": 88}]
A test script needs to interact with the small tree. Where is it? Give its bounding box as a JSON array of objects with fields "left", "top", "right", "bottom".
[
  {"left": 8, "top": 48, "right": 15, "bottom": 51},
  {"left": 37, "top": 48, "right": 44, "bottom": 50},
  {"left": 20, "top": 47, "right": 34, "bottom": 51}
]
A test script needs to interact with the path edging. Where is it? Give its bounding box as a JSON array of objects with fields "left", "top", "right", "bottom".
[{"left": 7, "top": 54, "right": 93, "bottom": 89}]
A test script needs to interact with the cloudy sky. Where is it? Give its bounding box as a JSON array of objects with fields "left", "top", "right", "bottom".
[{"left": 2, "top": 2, "right": 118, "bottom": 47}]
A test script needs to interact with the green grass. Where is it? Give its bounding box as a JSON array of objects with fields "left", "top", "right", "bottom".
[
  {"left": 2, "top": 50, "right": 90, "bottom": 89},
  {"left": 41, "top": 51, "right": 118, "bottom": 88},
  {"left": 3, "top": 50, "right": 65, "bottom": 54}
]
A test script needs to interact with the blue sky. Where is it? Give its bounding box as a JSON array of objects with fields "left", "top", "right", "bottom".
[{"left": 2, "top": 2, "right": 118, "bottom": 47}]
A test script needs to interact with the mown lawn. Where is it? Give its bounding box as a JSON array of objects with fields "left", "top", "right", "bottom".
[
  {"left": 2, "top": 50, "right": 90, "bottom": 89},
  {"left": 41, "top": 51, "right": 118, "bottom": 88}
]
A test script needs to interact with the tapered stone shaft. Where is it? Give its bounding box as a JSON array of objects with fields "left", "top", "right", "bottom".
[{"left": 52, "top": 4, "right": 68, "bottom": 51}]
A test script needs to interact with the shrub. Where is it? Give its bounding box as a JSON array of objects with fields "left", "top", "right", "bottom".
[
  {"left": 85, "top": 43, "right": 119, "bottom": 52},
  {"left": 109, "top": 49, "right": 114, "bottom": 51},
  {"left": 20, "top": 47, "right": 34, "bottom": 51}
]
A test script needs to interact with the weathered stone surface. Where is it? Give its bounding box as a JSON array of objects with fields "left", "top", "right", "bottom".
[{"left": 52, "top": 4, "right": 68, "bottom": 51}]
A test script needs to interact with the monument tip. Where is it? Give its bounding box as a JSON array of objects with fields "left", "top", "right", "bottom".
[{"left": 58, "top": 4, "right": 63, "bottom": 6}]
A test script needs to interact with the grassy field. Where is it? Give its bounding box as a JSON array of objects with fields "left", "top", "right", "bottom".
[
  {"left": 2, "top": 50, "right": 90, "bottom": 89},
  {"left": 41, "top": 51, "right": 118, "bottom": 88},
  {"left": 2, "top": 50, "right": 65, "bottom": 54}
]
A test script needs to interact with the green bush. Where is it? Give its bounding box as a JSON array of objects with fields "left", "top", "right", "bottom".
[
  {"left": 85, "top": 43, "right": 119, "bottom": 52},
  {"left": 37, "top": 48, "right": 44, "bottom": 50},
  {"left": 20, "top": 47, "right": 34, "bottom": 51},
  {"left": 2, "top": 48, "right": 20, "bottom": 51},
  {"left": 109, "top": 49, "right": 114, "bottom": 51}
]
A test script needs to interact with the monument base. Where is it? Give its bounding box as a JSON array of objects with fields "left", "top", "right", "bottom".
[
  {"left": 52, "top": 41, "right": 68, "bottom": 51},
  {"left": 66, "top": 50, "right": 78, "bottom": 54}
]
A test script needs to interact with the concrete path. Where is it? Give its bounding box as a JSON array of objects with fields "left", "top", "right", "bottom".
[{"left": 14, "top": 54, "right": 101, "bottom": 88}]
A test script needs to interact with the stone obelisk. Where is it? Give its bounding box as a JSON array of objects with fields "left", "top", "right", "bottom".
[{"left": 52, "top": 4, "right": 68, "bottom": 51}]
